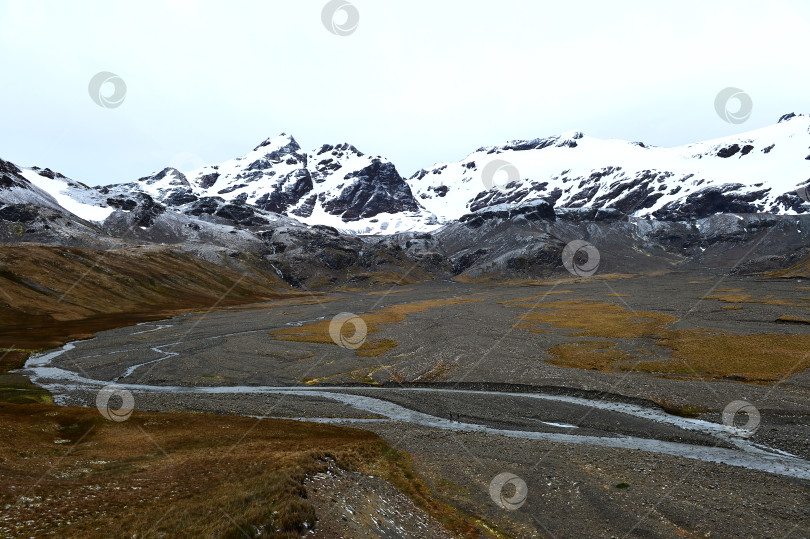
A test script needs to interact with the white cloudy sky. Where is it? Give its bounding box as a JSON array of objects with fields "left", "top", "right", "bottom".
[{"left": 1, "top": 0, "right": 808, "bottom": 185}]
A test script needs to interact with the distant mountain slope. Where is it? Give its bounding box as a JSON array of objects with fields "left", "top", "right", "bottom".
[
  {"left": 129, "top": 134, "right": 434, "bottom": 234},
  {"left": 2, "top": 114, "right": 809, "bottom": 240},
  {"left": 409, "top": 113, "right": 810, "bottom": 224}
]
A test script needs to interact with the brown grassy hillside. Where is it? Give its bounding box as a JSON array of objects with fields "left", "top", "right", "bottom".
[
  {"left": 0, "top": 403, "right": 475, "bottom": 538},
  {"left": 0, "top": 243, "right": 298, "bottom": 350}
]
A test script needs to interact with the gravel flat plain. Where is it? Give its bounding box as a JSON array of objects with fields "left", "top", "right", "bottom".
[{"left": 24, "top": 273, "right": 810, "bottom": 537}]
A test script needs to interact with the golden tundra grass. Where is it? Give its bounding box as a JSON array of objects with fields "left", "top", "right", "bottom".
[
  {"left": 701, "top": 291, "right": 810, "bottom": 307},
  {"left": 546, "top": 341, "right": 636, "bottom": 370},
  {"left": 0, "top": 404, "right": 477, "bottom": 538},
  {"left": 301, "top": 365, "right": 394, "bottom": 386},
  {"left": 0, "top": 244, "right": 310, "bottom": 351},
  {"left": 512, "top": 299, "right": 810, "bottom": 382},
  {"left": 762, "top": 252, "right": 810, "bottom": 279},
  {"left": 272, "top": 297, "right": 484, "bottom": 357}
]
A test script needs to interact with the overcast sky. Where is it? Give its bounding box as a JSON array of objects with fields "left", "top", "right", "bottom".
[{"left": 1, "top": 0, "right": 808, "bottom": 185}]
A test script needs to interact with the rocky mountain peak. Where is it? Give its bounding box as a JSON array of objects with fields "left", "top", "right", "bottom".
[
  {"left": 4, "top": 116, "right": 809, "bottom": 237},
  {"left": 138, "top": 167, "right": 190, "bottom": 187},
  {"left": 778, "top": 112, "right": 803, "bottom": 123},
  {"left": 253, "top": 132, "right": 300, "bottom": 153}
]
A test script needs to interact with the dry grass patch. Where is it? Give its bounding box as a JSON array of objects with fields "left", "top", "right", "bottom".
[
  {"left": 272, "top": 297, "right": 483, "bottom": 357},
  {"left": 651, "top": 399, "right": 709, "bottom": 418},
  {"left": 635, "top": 331, "right": 810, "bottom": 382},
  {"left": 414, "top": 360, "right": 456, "bottom": 382},
  {"left": 762, "top": 252, "right": 810, "bottom": 279},
  {"left": 722, "top": 305, "right": 743, "bottom": 310},
  {"left": 0, "top": 404, "right": 474, "bottom": 538},
  {"left": 546, "top": 341, "right": 636, "bottom": 371},
  {"left": 701, "top": 292, "right": 806, "bottom": 307},
  {"left": 301, "top": 365, "right": 393, "bottom": 386},
  {"left": 515, "top": 299, "right": 676, "bottom": 340},
  {"left": 356, "top": 338, "right": 399, "bottom": 357},
  {"left": 511, "top": 299, "right": 810, "bottom": 382}
]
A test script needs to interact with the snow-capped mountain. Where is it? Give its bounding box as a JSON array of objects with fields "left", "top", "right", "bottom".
[
  {"left": 1, "top": 159, "right": 112, "bottom": 223},
  {"left": 126, "top": 134, "right": 434, "bottom": 234},
  {"left": 409, "top": 113, "right": 810, "bottom": 224},
  {"left": 2, "top": 114, "right": 809, "bottom": 240}
]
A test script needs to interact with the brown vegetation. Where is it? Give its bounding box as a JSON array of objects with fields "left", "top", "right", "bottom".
[
  {"left": 546, "top": 340, "right": 636, "bottom": 371},
  {"left": 273, "top": 297, "right": 484, "bottom": 358},
  {"left": 0, "top": 403, "right": 473, "bottom": 538},
  {"left": 761, "top": 251, "right": 810, "bottom": 278},
  {"left": 0, "top": 244, "right": 481, "bottom": 537},
  {"left": 512, "top": 299, "right": 810, "bottom": 382},
  {"left": 700, "top": 291, "right": 804, "bottom": 307},
  {"left": 0, "top": 244, "right": 302, "bottom": 351}
]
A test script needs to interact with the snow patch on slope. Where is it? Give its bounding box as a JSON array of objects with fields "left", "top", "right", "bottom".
[{"left": 19, "top": 169, "right": 114, "bottom": 222}]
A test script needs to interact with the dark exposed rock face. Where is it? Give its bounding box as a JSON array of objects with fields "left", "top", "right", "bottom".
[
  {"left": 504, "top": 244, "right": 565, "bottom": 273},
  {"left": 215, "top": 202, "right": 269, "bottom": 226},
  {"left": 106, "top": 193, "right": 166, "bottom": 227},
  {"left": 182, "top": 195, "right": 272, "bottom": 226},
  {"left": 138, "top": 167, "right": 190, "bottom": 186},
  {"left": 477, "top": 132, "right": 583, "bottom": 154},
  {"left": 187, "top": 197, "right": 225, "bottom": 217},
  {"left": 590, "top": 170, "right": 668, "bottom": 214},
  {"left": 164, "top": 190, "right": 199, "bottom": 206},
  {"left": 0, "top": 204, "right": 39, "bottom": 222},
  {"left": 248, "top": 136, "right": 308, "bottom": 177},
  {"left": 0, "top": 159, "right": 25, "bottom": 190},
  {"left": 459, "top": 201, "right": 555, "bottom": 228},
  {"left": 555, "top": 207, "right": 626, "bottom": 222},
  {"left": 771, "top": 190, "right": 810, "bottom": 214},
  {"left": 498, "top": 137, "right": 557, "bottom": 152},
  {"left": 253, "top": 169, "right": 313, "bottom": 214},
  {"left": 717, "top": 145, "right": 741, "bottom": 158},
  {"left": 452, "top": 248, "right": 490, "bottom": 274},
  {"left": 310, "top": 143, "right": 365, "bottom": 185},
  {"left": 36, "top": 168, "right": 59, "bottom": 179},
  {"left": 653, "top": 185, "right": 770, "bottom": 220},
  {"left": 106, "top": 198, "right": 138, "bottom": 211},
  {"left": 322, "top": 160, "right": 421, "bottom": 220},
  {"left": 0, "top": 159, "right": 21, "bottom": 177},
  {"left": 290, "top": 194, "right": 317, "bottom": 218},
  {"left": 469, "top": 182, "right": 555, "bottom": 212},
  {"left": 198, "top": 173, "right": 221, "bottom": 190}
]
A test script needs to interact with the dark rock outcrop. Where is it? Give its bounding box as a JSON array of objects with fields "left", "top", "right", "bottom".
[
  {"left": 653, "top": 185, "right": 771, "bottom": 221},
  {"left": 459, "top": 200, "right": 555, "bottom": 228},
  {"left": 322, "top": 160, "right": 421, "bottom": 220}
]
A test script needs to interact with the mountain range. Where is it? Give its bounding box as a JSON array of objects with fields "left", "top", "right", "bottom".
[{"left": 1, "top": 113, "right": 809, "bottom": 287}]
